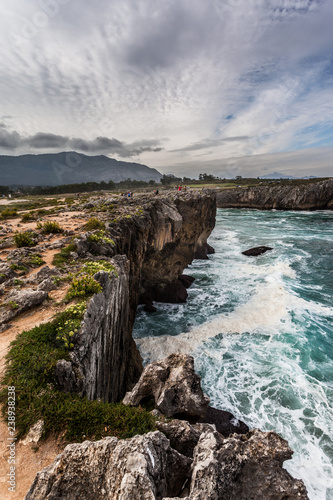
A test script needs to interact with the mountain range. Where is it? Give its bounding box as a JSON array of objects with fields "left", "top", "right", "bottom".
[{"left": 0, "top": 152, "right": 162, "bottom": 186}]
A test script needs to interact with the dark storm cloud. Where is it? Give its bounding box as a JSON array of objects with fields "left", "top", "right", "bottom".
[
  {"left": 0, "top": 127, "right": 163, "bottom": 157},
  {"left": 26, "top": 132, "right": 68, "bottom": 149},
  {"left": 0, "top": 123, "right": 21, "bottom": 149}
]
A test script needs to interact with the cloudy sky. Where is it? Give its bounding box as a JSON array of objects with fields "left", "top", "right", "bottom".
[{"left": 1, "top": 0, "right": 332, "bottom": 178}]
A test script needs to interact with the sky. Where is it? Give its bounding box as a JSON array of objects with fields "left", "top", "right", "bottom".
[{"left": 0, "top": 0, "right": 333, "bottom": 178}]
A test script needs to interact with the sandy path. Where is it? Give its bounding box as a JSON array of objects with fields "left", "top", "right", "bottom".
[{"left": 0, "top": 210, "right": 86, "bottom": 498}]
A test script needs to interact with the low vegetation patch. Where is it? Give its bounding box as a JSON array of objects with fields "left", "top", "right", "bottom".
[
  {"left": 65, "top": 275, "right": 102, "bottom": 301},
  {"left": 20, "top": 211, "right": 36, "bottom": 222},
  {"left": 13, "top": 231, "right": 37, "bottom": 248},
  {"left": 0, "top": 305, "right": 156, "bottom": 442},
  {"left": 87, "top": 230, "right": 114, "bottom": 245},
  {"left": 37, "top": 221, "right": 63, "bottom": 234},
  {"left": 83, "top": 217, "right": 105, "bottom": 231},
  {"left": 82, "top": 260, "right": 116, "bottom": 277},
  {"left": 29, "top": 253, "right": 45, "bottom": 267},
  {"left": 52, "top": 242, "right": 77, "bottom": 267},
  {"left": 0, "top": 208, "right": 18, "bottom": 220}
]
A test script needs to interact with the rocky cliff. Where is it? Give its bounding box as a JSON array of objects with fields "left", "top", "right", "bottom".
[
  {"left": 55, "top": 190, "right": 216, "bottom": 402},
  {"left": 216, "top": 178, "right": 333, "bottom": 210},
  {"left": 26, "top": 355, "right": 308, "bottom": 500}
]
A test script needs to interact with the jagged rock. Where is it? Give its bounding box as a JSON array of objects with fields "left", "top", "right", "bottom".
[
  {"left": 36, "top": 266, "right": 61, "bottom": 280},
  {"left": 242, "top": 246, "right": 273, "bottom": 256},
  {"left": 144, "top": 299, "right": 157, "bottom": 313},
  {"left": 0, "top": 289, "right": 48, "bottom": 324},
  {"left": 178, "top": 275, "right": 195, "bottom": 289},
  {"left": 194, "top": 242, "right": 215, "bottom": 260},
  {"left": 25, "top": 431, "right": 192, "bottom": 500},
  {"left": 21, "top": 420, "right": 45, "bottom": 446},
  {"left": 197, "top": 406, "right": 249, "bottom": 437},
  {"left": 156, "top": 408, "right": 248, "bottom": 459},
  {"left": 156, "top": 419, "right": 202, "bottom": 458},
  {"left": 37, "top": 278, "right": 57, "bottom": 291},
  {"left": 55, "top": 256, "right": 142, "bottom": 402},
  {"left": 153, "top": 279, "right": 188, "bottom": 303},
  {"left": 188, "top": 428, "right": 309, "bottom": 499},
  {"left": 123, "top": 354, "right": 210, "bottom": 418}
]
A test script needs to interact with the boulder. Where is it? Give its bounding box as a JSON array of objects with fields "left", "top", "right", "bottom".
[
  {"left": 197, "top": 406, "right": 249, "bottom": 437},
  {"left": 25, "top": 431, "right": 192, "bottom": 500},
  {"left": 188, "top": 428, "right": 309, "bottom": 499},
  {"left": 178, "top": 275, "right": 195, "bottom": 289},
  {"left": 0, "top": 289, "right": 48, "bottom": 324},
  {"left": 242, "top": 246, "right": 273, "bottom": 256},
  {"left": 153, "top": 279, "right": 188, "bottom": 303},
  {"left": 123, "top": 354, "right": 210, "bottom": 418}
]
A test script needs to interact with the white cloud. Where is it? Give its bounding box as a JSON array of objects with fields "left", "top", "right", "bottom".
[{"left": 0, "top": 0, "right": 332, "bottom": 177}]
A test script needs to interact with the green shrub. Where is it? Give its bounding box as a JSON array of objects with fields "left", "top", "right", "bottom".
[
  {"left": 37, "top": 221, "right": 63, "bottom": 234},
  {"left": 65, "top": 275, "right": 102, "bottom": 301},
  {"left": 0, "top": 307, "right": 156, "bottom": 442},
  {"left": 83, "top": 217, "right": 105, "bottom": 231},
  {"left": 82, "top": 261, "right": 116, "bottom": 277},
  {"left": 0, "top": 208, "right": 18, "bottom": 219},
  {"left": 10, "top": 263, "right": 28, "bottom": 272},
  {"left": 13, "top": 231, "right": 36, "bottom": 248},
  {"left": 52, "top": 242, "right": 77, "bottom": 267},
  {"left": 55, "top": 301, "right": 86, "bottom": 349},
  {"left": 29, "top": 254, "right": 45, "bottom": 267},
  {"left": 21, "top": 212, "right": 35, "bottom": 222}
]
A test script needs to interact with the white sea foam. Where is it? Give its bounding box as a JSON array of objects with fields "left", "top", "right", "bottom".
[{"left": 134, "top": 208, "right": 333, "bottom": 500}]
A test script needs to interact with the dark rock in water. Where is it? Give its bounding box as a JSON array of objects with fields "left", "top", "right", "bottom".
[
  {"left": 242, "top": 246, "right": 273, "bottom": 256},
  {"left": 178, "top": 274, "right": 195, "bottom": 289},
  {"left": 123, "top": 353, "right": 210, "bottom": 418},
  {"left": 206, "top": 243, "right": 215, "bottom": 254},
  {"left": 143, "top": 299, "right": 157, "bottom": 313},
  {"left": 197, "top": 406, "right": 249, "bottom": 437},
  {"left": 154, "top": 279, "right": 188, "bottom": 303},
  {"left": 194, "top": 242, "right": 215, "bottom": 260}
]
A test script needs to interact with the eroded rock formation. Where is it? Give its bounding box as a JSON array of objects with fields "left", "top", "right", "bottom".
[
  {"left": 25, "top": 431, "right": 192, "bottom": 500},
  {"left": 25, "top": 427, "right": 308, "bottom": 500},
  {"left": 55, "top": 255, "right": 142, "bottom": 403},
  {"left": 55, "top": 192, "right": 216, "bottom": 402},
  {"left": 217, "top": 178, "right": 333, "bottom": 210},
  {"left": 123, "top": 353, "right": 210, "bottom": 418}
]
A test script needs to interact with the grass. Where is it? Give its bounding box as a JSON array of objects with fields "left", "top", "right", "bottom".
[
  {"left": 0, "top": 305, "right": 156, "bottom": 442},
  {"left": 37, "top": 221, "right": 63, "bottom": 234}
]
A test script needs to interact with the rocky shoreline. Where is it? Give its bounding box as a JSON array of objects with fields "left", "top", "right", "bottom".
[
  {"left": 0, "top": 189, "right": 309, "bottom": 498},
  {"left": 26, "top": 354, "right": 308, "bottom": 500},
  {"left": 216, "top": 178, "right": 333, "bottom": 210}
]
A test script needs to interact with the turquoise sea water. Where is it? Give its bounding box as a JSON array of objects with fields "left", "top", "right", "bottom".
[{"left": 133, "top": 208, "right": 333, "bottom": 500}]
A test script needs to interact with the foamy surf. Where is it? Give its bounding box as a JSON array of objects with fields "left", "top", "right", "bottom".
[{"left": 134, "top": 208, "right": 333, "bottom": 499}]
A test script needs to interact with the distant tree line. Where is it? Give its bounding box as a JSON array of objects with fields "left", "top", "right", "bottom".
[{"left": 17, "top": 178, "right": 158, "bottom": 195}]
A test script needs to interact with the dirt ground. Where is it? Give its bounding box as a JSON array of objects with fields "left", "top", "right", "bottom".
[{"left": 0, "top": 208, "right": 88, "bottom": 499}]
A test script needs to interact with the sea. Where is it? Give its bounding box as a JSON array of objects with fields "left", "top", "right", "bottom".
[{"left": 133, "top": 208, "right": 333, "bottom": 500}]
